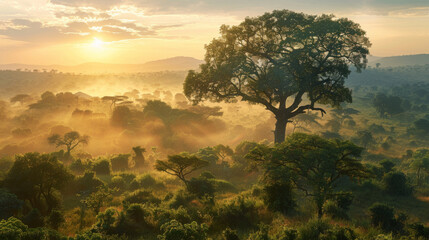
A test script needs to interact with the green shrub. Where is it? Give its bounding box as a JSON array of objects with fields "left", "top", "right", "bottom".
[
  {"left": 0, "top": 189, "right": 23, "bottom": 219},
  {"left": 22, "top": 208, "right": 44, "bottom": 228},
  {"left": 110, "top": 176, "right": 126, "bottom": 190},
  {"left": 123, "top": 190, "right": 161, "bottom": 205},
  {"left": 188, "top": 177, "right": 215, "bottom": 198},
  {"left": 212, "top": 196, "right": 259, "bottom": 230},
  {"left": 222, "top": 227, "right": 240, "bottom": 240},
  {"left": 137, "top": 174, "right": 165, "bottom": 189},
  {"left": 0, "top": 217, "right": 28, "bottom": 240},
  {"left": 383, "top": 172, "right": 412, "bottom": 196},
  {"left": 262, "top": 181, "right": 295, "bottom": 215},
  {"left": 369, "top": 203, "right": 407, "bottom": 234},
  {"left": 158, "top": 220, "right": 208, "bottom": 240},
  {"left": 92, "top": 160, "right": 111, "bottom": 176}
]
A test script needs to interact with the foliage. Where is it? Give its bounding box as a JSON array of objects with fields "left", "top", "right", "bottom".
[
  {"left": 369, "top": 203, "right": 407, "bottom": 234},
  {"left": 184, "top": 10, "right": 370, "bottom": 143},
  {"left": 4, "top": 153, "right": 73, "bottom": 213},
  {"left": 158, "top": 219, "right": 208, "bottom": 240},
  {"left": 82, "top": 186, "right": 112, "bottom": 214},
  {"left": 155, "top": 153, "right": 208, "bottom": 189},
  {"left": 212, "top": 196, "right": 259, "bottom": 230},
  {"left": 110, "top": 154, "right": 130, "bottom": 172},
  {"left": 372, "top": 93, "right": 404, "bottom": 117},
  {"left": 123, "top": 190, "right": 161, "bottom": 205},
  {"left": 382, "top": 172, "right": 412, "bottom": 196},
  {"left": 48, "top": 131, "right": 89, "bottom": 157},
  {"left": 0, "top": 189, "right": 23, "bottom": 220},
  {"left": 247, "top": 133, "right": 370, "bottom": 218},
  {"left": 47, "top": 209, "right": 65, "bottom": 230},
  {"left": 91, "top": 160, "right": 111, "bottom": 176}
]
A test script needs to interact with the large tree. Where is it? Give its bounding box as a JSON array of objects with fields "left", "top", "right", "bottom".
[{"left": 184, "top": 10, "right": 370, "bottom": 143}]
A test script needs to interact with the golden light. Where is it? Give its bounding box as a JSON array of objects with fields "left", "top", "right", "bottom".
[{"left": 92, "top": 37, "right": 104, "bottom": 48}]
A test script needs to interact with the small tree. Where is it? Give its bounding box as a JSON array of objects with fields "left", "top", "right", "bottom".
[
  {"left": 411, "top": 149, "right": 429, "bottom": 185},
  {"left": 155, "top": 153, "right": 208, "bottom": 189},
  {"left": 48, "top": 131, "right": 89, "bottom": 157},
  {"left": 247, "top": 133, "right": 370, "bottom": 218},
  {"left": 132, "top": 146, "right": 146, "bottom": 168},
  {"left": 82, "top": 186, "right": 112, "bottom": 215}
]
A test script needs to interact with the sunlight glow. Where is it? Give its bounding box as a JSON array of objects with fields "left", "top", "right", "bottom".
[{"left": 92, "top": 37, "right": 104, "bottom": 48}]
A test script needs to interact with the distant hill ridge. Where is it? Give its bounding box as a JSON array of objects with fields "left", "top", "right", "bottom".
[
  {"left": 0, "top": 56, "right": 203, "bottom": 74},
  {"left": 368, "top": 54, "right": 429, "bottom": 68},
  {"left": 1, "top": 54, "right": 428, "bottom": 73}
]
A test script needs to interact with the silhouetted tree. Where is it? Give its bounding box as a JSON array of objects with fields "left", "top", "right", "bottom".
[
  {"left": 155, "top": 153, "right": 208, "bottom": 189},
  {"left": 48, "top": 131, "right": 89, "bottom": 158},
  {"left": 132, "top": 146, "right": 146, "bottom": 169},
  {"left": 184, "top": 10, "right": 370, "bottom": 143}
]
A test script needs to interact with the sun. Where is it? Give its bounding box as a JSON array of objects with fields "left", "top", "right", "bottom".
[{"left": 92, "top": 37, "right": 104, "bottom": 48}]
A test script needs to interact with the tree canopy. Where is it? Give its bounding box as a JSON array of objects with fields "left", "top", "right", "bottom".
[
  {"left": 184, "top": 10, "right": 370, "bottom": 142},
  {"left": 247, "top": 133, "right": 370, "bottom": 217},
  {"left": 48, "top": 131, "right": 89, "bottom": 157},
  {"left": 155, "top": 153, "right": 208, "bottom": 189}
]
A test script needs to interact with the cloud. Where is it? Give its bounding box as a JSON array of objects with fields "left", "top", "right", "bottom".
[
  {"left": 48, "top": 0, "right": 429, "bottom": 16},
  {"left": 55, "top": 10, "right": 111, "bottom": 19},
  {"left": 0, "top": 18, "right": 157, "bottom": 44}
]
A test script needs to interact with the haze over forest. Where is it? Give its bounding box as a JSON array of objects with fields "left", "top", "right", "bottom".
[{"left": 0, "top": 1, "right": 429, "bottom": 240}]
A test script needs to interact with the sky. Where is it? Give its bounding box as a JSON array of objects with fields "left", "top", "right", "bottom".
[{"left": 0, "top": 0, "right": 428, "bottom": 65}]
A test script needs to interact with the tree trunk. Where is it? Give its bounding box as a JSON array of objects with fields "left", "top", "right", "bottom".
[{"left": 274, "top": 115, "right": 288, "bottom": 143}]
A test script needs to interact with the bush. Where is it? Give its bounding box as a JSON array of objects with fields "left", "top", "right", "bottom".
[
  {"left": 298, "top": 219, "right": 357, "bottom": 240},
  {"left": 22, "top": 208, "right": 44, "bottom": 228},
  {"left": 0, "top": 217, "right": 28, "bottom": 240},
  {"left": 123, "top": 190, "right": 161, "bottom": 205},
  {"left": 114, "top": 204, "right": 151, "bottom": 236},
  {"left": 152, "top": 206, "right": 193, "bottom": 227},
  {"left": 110, "top": 154, "right": 130, "bottom": 172},
  {"left": 222, "top": 228, "right": 240, "bottom": 240},
  {"left": 262, "top": 181, "right": 295, "bottom": 215},
  {"left": 69, "top": 159, "right": 87, "bottom": 175},
  {"left": 0, "top": 189, "right": 23, "bottom": 219},
  {"left": 158, "top": 220, "right": 208, "bottom": 240},
  {"left": 137, "top": 174, "right": 165, "bottom": 189},
  {"left": 212, "top": 197, "right": 259, "bottom": 230},
  {"left": 188, "top": 177, "right": 215, "bottom": 198},
  {"left": 47, "top": 210, "right": 65, "bottom": 230},
  {"left": 369, "top": 203, "right": 406, "bottom": 234},
  {"left": 109, "top": 176, "right": 126, "bottom": 190},
  {"left": 92, "top": 160, "right": 111, "bottom": 176},
  {"left": 383, "top": 172, "right": 412, "bottom": 196},
  {"left": 248, "top": 224, "right": 270, "bottom": 240},
  {"left": 73, "top": 171, "right": 104, "bottom": 194}
]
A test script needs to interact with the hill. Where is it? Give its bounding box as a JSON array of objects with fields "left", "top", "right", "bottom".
[
  {"left": 368, "top": 54, "right": 429, "bottom": 68},
  {"left": 0, "top": 56, "right": 203, "bottom": 74}
]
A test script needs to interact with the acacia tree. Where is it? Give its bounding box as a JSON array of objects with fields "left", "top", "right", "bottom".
[
  {"left": 184, "top": 10, "right": 370, "bottom": 143},
  {"left": 155, "top": 153, "right": 208, "bottom": 189},
  {"left": 48, "top": 131, "right": 89, "bottom": 157},
  {"left": 247, "top": 133, "right": 370, "bottom": 218}
]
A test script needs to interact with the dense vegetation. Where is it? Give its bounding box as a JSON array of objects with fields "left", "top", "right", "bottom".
[{"left": 1, "top": 9, "right": 429, "bottom": 240}]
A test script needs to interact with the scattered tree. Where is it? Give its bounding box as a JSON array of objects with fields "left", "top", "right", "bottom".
[
  {"left": 155, "top": 153, "right": 209, "bottom": 189},
  {"left": 48, "top": 131, "right": 89, "bottom": 158}
]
